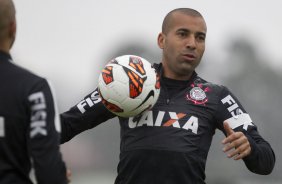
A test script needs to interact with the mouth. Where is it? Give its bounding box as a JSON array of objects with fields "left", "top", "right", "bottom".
[{"left": 182, "top": 53, "right": 196, "bottom": 62}]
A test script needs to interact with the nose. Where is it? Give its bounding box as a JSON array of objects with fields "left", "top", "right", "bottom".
[{"left": 185, "top": 36, "right": 196, "bottom": 49}]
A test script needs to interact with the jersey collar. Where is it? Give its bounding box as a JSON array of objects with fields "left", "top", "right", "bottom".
[
  {"left": 0, "top": 50, "right": 12, "bottom": 62},
  {"left": 153, "top": 62, "right": 198, "bottom": 85}
]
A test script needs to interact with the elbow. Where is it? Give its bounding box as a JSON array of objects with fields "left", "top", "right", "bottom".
[
  {"left": 250, "top": 165, "right": 274, "bottom": 175},
  {"left": 248, "top": 152, "right": 276, "bottom": 175},
  {"left": 261, "top": 158, "right": 276, "bottom": 175}
]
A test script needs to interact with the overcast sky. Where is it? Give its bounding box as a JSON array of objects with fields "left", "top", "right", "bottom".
[{"left": 11, "top": 0, "right": 282, "bottom": 109}]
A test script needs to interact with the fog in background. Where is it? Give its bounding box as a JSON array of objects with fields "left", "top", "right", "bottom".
[{"left": 11, "top": 0, "right": 282, "bottom": 183}]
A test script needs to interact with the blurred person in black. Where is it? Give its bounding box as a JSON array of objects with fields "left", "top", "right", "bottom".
[
  {"left": 60, "top": 8, "right": 275, "bottom": 183},
  {"left": 0, "top": 0, "right": 69, "bottom": 183}
]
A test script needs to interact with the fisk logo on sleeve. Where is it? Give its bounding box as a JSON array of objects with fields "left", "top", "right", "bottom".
[
  {"left": 28, "top": 92, "right": 47, "bottom": 138},
  {"left": 221, "top": 95, "right": 254, "bottom": 130},
  {"left": 77, "top": 90, "right": 102, "bottom": 113}
]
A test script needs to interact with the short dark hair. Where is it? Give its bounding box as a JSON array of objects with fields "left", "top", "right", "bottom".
[{"left": 162, "top": 8, "right": 204, "bottom": 34}]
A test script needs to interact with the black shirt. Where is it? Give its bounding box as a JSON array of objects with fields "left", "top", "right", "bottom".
[
  {"left": 0, "top": 51, "right": 67, "bottom": 184},
  {"left": 61, "top": 63, "right": 275, "bottom": 184}
]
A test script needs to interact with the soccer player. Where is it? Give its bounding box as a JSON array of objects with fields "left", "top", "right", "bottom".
[
  {"left": 0, "top": 0, "right": 69, "bottom": 183},
  {"left": 60, "top": 8, "right": 275, "bottom": 183}
]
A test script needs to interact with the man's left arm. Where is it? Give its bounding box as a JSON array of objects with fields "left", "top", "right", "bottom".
[
  {"left": 216, "top": 86, "right": 275, "bottom": 175},
  {"left": 222, "top": 121, "right": 275, "bottom": 175}
]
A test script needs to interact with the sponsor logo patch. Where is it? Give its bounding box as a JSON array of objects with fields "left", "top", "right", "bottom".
[
  {"left": 128, "top": 110, "right": 199, "bottom": 134},
  {"left": 186, "top": 85, "right": 209, "bottom": 105}
]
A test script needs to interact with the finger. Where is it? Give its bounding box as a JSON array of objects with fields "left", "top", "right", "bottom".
[
  {"left": 234, "top": 146, "right": 251, "bottom": 160},
  {"left": 224, "top": 134, "right": 251, "bottom": 160},
  {"left": 222, "top": 121, "right": 236, "bottom": 144},
  {"left": 222, "top": 132, "right": 238, "bottom": 144},
  {"left": 226, "top": 141, "right": 248, "bottom": 158},
  {"left": 223, "top": 121, "right": 234, "bottom": 136},
  {"left": 67, "top": 169, "right": 72, "bottom": 183},
  {"left": 234, "top": 139, "right": 251, "bottom": 160},
  {"left": 223, "top": 132, "right": 246, "bottom": 152},
  {"left": 223, "top": 141, "right": 236, "bottom": 152}
]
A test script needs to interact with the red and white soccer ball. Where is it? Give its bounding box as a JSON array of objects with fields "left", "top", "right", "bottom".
[{"left": 98, "top": 55, "right": 160, "bottom": 118}]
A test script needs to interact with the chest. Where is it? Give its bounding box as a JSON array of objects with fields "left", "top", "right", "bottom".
[{"left": 125, "top": 86, "right": 220, "bottom": 134}]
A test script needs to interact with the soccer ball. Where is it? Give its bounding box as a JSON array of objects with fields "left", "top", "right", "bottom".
[{"left": 98, "top": 55, "right": 160, "bottom": 118}]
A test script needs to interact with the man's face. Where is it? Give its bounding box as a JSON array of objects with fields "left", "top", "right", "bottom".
[{"left": 158, "top": 12, "right": 207, "bottom": 80}]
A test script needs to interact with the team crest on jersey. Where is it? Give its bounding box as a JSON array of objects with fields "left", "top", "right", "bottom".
[{"left": 186, "top": 86, "right": 208, "bottom": 105}]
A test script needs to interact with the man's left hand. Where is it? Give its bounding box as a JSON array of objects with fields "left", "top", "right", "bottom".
[{"left": 222, "top": 121, "right": 251, "bottom": 160}]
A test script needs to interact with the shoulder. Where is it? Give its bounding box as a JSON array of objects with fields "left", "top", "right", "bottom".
[
  {"left": 6, "top": 61, "right": 49, "bottom": 94},
  {"left": 194, "top": 75, "right": 231, "bottom": 98},
  {"left": 194, "top": 75, "right": 225, "bottom": 90},
  {"left": 12, "top": 62, "right": 46, "bottom": 84}
]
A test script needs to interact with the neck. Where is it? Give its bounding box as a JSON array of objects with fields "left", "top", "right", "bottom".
[
  {"left": 0, "top": 48, "right": 9, "bottom": 54},
  {"left": 0, "top": 42, "right": 11, "bottom": 54},
  {"left": 161, "top": 60, "right": 194, "bottom": 81},
  {"left": 163, "top": 69, "right": 194, "bottom": 81}
]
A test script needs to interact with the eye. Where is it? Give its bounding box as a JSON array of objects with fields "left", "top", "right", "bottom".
[
  {"left": 196, "top": 34, "right": 206, "bottom": 42},
  {"left": 177, "top": 31, "right": 187, "bottom": 38}
]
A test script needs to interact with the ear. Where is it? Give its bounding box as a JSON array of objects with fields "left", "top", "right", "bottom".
[
  {"left": 157, "top": 33, "right": 165, "bottom": 49},
  {"left": 8, "top": 20, "right": 16, "bottom": 49},
  {"left": 9, "top": 20, "right": 16, "bottom": 38}
]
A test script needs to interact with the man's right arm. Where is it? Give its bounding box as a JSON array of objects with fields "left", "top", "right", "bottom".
[
  {"left": 60, "top": 88, "right": 116, "bottom": 143},
  {"left": 28, "top": 79, "right": 67, "bottom": 184}
]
